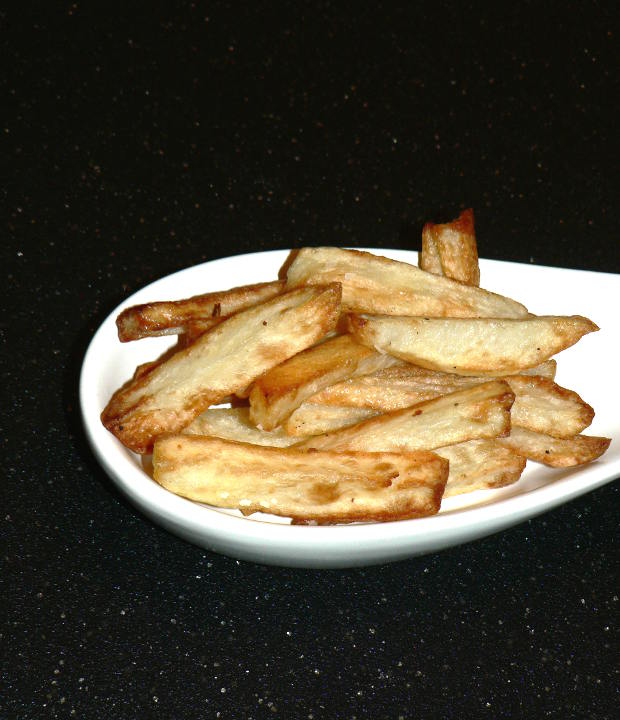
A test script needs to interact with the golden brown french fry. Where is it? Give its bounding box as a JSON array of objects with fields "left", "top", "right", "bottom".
[
  {"left": 505, "top": 375, "right": 594, "bottom": 438},
  {"left": 436, "top": 439, "right": 527, "bottom": 497},
  {"left": 285, "top": 404, "right": 377, "bottom": 437},
  {"left": 116, "top": 280, "right": 285, "bottom": 342},
  {"left": 420, "top": 208, "right": 480, "bottom": 286},
  {"left": 348, "top": 314, "right": 598, "bottom": 376},
  {"left": 308, "top": 366, "right": 593, "bottom": 439},
  {"left": 309, "top": 361, "right": 556, "bottom": 409},
  {"left": 295, "top": 380, "right": 514, "bottom": 452},
  {"left": 102, "top": 284, "right": 342, "bottom": 453},
  {"left": 152, "top": 435, "right": 449, "bottom": 524},
  {"left": 248, "top": 335, "right": 398, "bottom": 430},
  {"left": 183, "top": 407, "right": 298, "bottom": 447},
  {"left": 284, "top": 246, "right": 527, "bottom": 318},
  {"left": 497, "top": 427, "right": 611, "bottom": 467}
]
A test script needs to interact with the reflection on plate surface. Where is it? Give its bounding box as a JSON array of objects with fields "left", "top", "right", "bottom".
[{"left": 80, "top": 249, "right": 620, "bottom": 567}]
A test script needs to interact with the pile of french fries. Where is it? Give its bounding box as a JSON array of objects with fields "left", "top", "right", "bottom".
[{"left": 102, "top": 210, "right": 610, "bottom": 524}]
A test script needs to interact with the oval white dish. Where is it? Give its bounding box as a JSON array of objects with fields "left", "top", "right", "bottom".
[{"left": 80, "top": 249, "right": 620, "bottom": 567}]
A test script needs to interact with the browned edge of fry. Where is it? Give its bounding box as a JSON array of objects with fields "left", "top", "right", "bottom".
[
  {"left": 498, "top": 429, "right": 611, "bottom": 467},
  {"left": 116, "top": 280, "right": 285, "bottom": 342}
]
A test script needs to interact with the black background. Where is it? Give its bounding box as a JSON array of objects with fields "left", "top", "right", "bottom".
[{"left": 3, "top": 2, "right": 619, "bottom": 718}]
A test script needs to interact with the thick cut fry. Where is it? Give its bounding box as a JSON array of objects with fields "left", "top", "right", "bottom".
[
  {"left": 420, "top": 208, "right": 480, "bottom": 286},
  {"left": 505, "top": 375, "right": 594, "bottom": 438},
  {"left": 184, "top": 408, "right": 298, "bottom": 447},
  {"left": 102, "top": 284, "right": 342, "bottom": 453},
  {"left": 153, "top": 435, "right": 449, "bottom": 524},
  {"left": 286, "top": 404, "right": 377, "bottom": 437},
  {"left": 436, "top": 439, "right": 527, "bottom": 497},
  {"left": 348, "top": 314, "right": 598, "bottom": 376},
  {"left": 308, "top": 366, "right": 593, "bottom": 438},
  {"left": 248, "top": 335, "right": 398, "bottom": 430},
  {"left": 284, "top": 246, "right": 527, "bottom": 318},
  {"left": 116, "top": 280, "right": 285, "bottom": 342},
  {"left": 296, "top": 381, "right": 514, "bottom": 453},
  {"left": 310, "top": 361, "right": 556, "bottom": 409},
  {"left": 497, "top": 428, "right": 611, "bottom": 467}
]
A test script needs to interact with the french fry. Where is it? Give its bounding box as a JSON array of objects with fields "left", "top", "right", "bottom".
[
  {"left": 309, "top": 361, "right": 556, "bottom": 409},
  {"left": 153, "top": 435, "right": 449, "bottom": 524},
  {"left": 183, "top": 407, "right": 298, "bottom": 447},
  {"left": 348, "top": 313, "right": 598, "bottom": 376},
  {"left": 285, "top": 403, "right": 377, "bottom": 437},
  {"left": 307, "top": 366, "right": 593, "bottom": 438},
  {"left": 102, "top": 284, "right": 342, "bottom": 453},
  {"left": 420, "top": 208, "right": 480, "bottom": 286},
  {"left": 497, "top": 427, "right": 611, "bottom": 467},
  {"left": 295, "top": 380, "right": 514, "bottom": 452},
  {"left": 436, "top": 439, "right": 527, "bottom": 497},
  {"left": 505, "top": 375, "right": 594, "bottom": 438},
  {"left": 248, "top": 334, "right": 398, "bottom": 430},
  {"left": 284, "top": 246, "right": 527, "bottom": 318},
  {"left": 116, "top": 280, "right": 285, "bottom": 342}
]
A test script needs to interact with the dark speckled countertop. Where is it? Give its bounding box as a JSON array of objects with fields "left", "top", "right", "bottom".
[{"left": 3, "top": 3, "right": 619, "bottom": 718}]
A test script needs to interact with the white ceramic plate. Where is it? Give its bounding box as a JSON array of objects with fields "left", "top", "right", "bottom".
[{"left": 80, "top": 249, "right": 620, "bottom": 567}]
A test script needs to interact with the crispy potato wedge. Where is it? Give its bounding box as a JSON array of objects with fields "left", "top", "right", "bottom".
[
  {"left": 152, "top": 435, "right": 449, "bottom": 524},
  {"left": 284, "top": 246, "right": 527, "bottom": 318},
  {"left": 296, "top": 380, "right": 514, "bottom": 452},
  {"left": 506, "top": 375, "right": 594, "bottom": 438},
  {"left": 497, "top": 428, "right": 611, "bottom": 467},
  {"left": 249, "top": 334, "right": 398, "bottom": 430},
  {"left": 348, "top": 314, "right": 598, "bottom": 376},
  {"left": 308, "top": 366, "right": 593, "bottom": 438},
  {"left": 102, "top": 284, "right": 342, "bottom": 453},
  {"left": 436, "top": 439, "right": 527, "bottom": 497},
  {"left": 420, "top": 208, "right": 480, "bottom": 286},
  {"left": 286, "top": 404, "right": 378, "bottom": 437},
  {"left": 116, "top": 280, "right": 285, "bottom": 342},
  {"left": 309, "top": 361, "right": 556, "bottom": 409},
  {"left": 183, "top": 407, "right": 298, "bottom": 447}
]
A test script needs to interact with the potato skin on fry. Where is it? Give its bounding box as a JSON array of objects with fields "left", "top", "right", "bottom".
[
  {"left": 420, "top": 208, "right": 480, "bottom": 286},
  {"left": 102, "top": 284, "right": 342, "bottom": 453},
  {"left": 153, "top": 435, "right": 449, "bottom": 524},
  {"left": 116, "top": 280, "right": 285, "bottom": 342}
]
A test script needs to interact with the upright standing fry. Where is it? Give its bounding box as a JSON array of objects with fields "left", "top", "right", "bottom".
[{"left": 420, "top": 208, "right": 480, "bottom": 286}]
